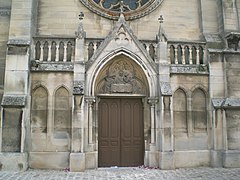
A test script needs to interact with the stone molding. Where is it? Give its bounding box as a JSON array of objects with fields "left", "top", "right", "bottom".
[
  {"left": 73, "top": 81, "right": 84, "bottom": 95},
  {"left": 31, "top": 61, "right": 74, "bottom": 72},
  {"left": 212, "top": 98, "right": 240, "bottom": 109},
  {"left": 1, "top": 95, "right": 26, "bottom": 107},
  {"left": 170, "top": 65, "right": 209, "bottom": 74}
]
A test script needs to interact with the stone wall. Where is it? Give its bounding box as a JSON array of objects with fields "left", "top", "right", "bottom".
[
  {"left": 37, "top": 0, "right": 210, "bottom": 40},
  {"left": 30, "top": 72, "right": 73, "bottom": 152},
  {"left": 226, "top": 54, "right": 240, "bottom": 97},
  {"left": 0, "top": 0, "right": 11, "bottom": 90},
  {"left": 171, "top": 74, "right": 209, "bottom": 151},
  {"left": 222, "top": 0, "right": 239, "bottom": 32}
]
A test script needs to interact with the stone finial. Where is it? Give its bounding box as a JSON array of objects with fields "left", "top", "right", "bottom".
[
  {"left": 157, "top": 15, "right": 167, "bottom": 42},
  {"left": 79, "top": 12, "right": 84, "bottom": 20},
  {"left": 118, "top": 1, "right": 126, "bottom": 20},
  {"left": 120, "top": 1, "right": 124, "bottom": 14},
  {"left": 75, "top": 12, "right": 86, "bottom": 39},
  {"left": 158, "top": 15, "right": 164, "bottom": 24}
]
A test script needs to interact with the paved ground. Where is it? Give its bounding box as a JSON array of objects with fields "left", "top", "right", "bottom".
[{"left": 0, "top": 167, "right": 240, "bottom": 180}]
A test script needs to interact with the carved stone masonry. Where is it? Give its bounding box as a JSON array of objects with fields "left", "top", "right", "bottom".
[
  {"left": 98, "top": 60, "right": 146, "bottom": 94},
  {"left": 160, "top": 82, "right": 172, "bottom": 96},
  {"left": 73, "top": 81, "right": 85, "bottom": 95},
  {"left": 75, "top": 12, "right": 86, "bottom": 39},
  {"left": 0, "top": 8, "right": 10, "bottom": 16},
  {"left": 31, "top": 62, "right": 74, "bottom": 72},
  {"left": 212, "top": 98, "right": 225, "bottom": 108},
  {"left": 7, "top": 39, "right": 30, "bottom": 55},
  {"left": 1, "top": 95, "right": 26, "bottom": 107},
  {"left": 226, "top": 32, "right": 240, "bottom": 51},
  {"left": 170, "top": 65, "right": 209, "bottom": 74}
]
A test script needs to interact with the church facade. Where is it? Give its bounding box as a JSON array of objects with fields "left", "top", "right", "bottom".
[{"left": 0, "top": 0, "right": 240, "bottom": 171}]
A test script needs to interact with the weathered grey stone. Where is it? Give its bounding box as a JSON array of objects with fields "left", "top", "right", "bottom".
[
  {"left": 0, "top": 9, "right": 10, "bottom": 16},
  {"left": 170, "top": 65, "right": 209, "bottom": 74},
  {"left": 70, "top": 153, "right": 85, "bottom": 172},
  {"left": 2, "top": 108, "right": 22, "bottom": 152},
  {"left": 31, "top": 62, "right": 74, "bottom": 71},
  {"left": 73, "top": 81, "right": 84, "bottom": 95},
  {"left": 212, "top": 98, "right": 225, "bottom": 108},
  {"left": 160, "top": 82, "right": 172, "bottom": 95},
  {"left": 1, "top": 95, "right": 26, "bottom": 107},
  {"left": 0, "top": 153, "right": 28, "bottom": 171},
  {"left": 223, "top": 98, "right": 240, "bottom": 108},
  {"left": 29, "top": 152, "right": 70, "bottom": 170}
]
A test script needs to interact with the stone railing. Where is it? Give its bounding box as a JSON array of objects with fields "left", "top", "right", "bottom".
[
  {"left": 141, "top": 40, "right": 157, "bottom": 61},
  {"left": 85, "top": 38, "right": 158, "bottom": 61},
  {"left": 33, "top": 37, "right": 75, "bottom": 62},
  {"left": 85, "top": 38, "right": 104, "bottom": 60},
  {"left": 168, "top": 41, "right": 206, "bottom": 65}
]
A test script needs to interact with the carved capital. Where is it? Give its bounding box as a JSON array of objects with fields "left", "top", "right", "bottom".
[
  {"left": 148, "top": 97, "right": 159, "bottom": 106},
  {"left": 1, "top": 95, "right": 26, "bottom": 107},
  {"left": 85, "top": 96, "right": 96, "bottom": 106},
  {"left": 226, "top": 32, "right": 240, "bottom": 51},
  {"left": 160, "top": 82, "right": 172, "bottom": 96},
  {"left": 73, "top": 81, "right": 84, "bottom": 95}
]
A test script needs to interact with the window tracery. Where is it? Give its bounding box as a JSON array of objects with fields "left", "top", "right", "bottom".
[{"left": 79, "top": 0, "right": 164, "bottom": 20}]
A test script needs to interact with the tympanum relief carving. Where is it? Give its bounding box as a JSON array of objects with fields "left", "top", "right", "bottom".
[{"left": 95, "top": 56, "right": 148, "bottom": 95}]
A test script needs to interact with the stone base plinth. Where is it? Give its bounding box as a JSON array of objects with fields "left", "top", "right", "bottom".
[
  {"left": 223, "top": 150, "right": 240, "bottom": 168},
  {"left": 159, "top": 151, "right": 174, "bottom": 170},
  {"left": 211, "top": 150, "right": 223, "bottom": 167},
  {"left": 0, "top": 152, "right": 28, "bottom": 171},
  {"left": 70, "top": 153, "right": 85, "bottom": 172},
  {"left": 29, "top": 152, "right": 69, "bottom": 170}
]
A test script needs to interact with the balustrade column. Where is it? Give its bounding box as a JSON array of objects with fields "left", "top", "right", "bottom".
[
  {"left": 174, "top": 47, "right": 178, "bottom": 64},
  {"left": 40, "top": 44, "right": 43, "bottom": 61},
  {"left": 48, "top": 43, "right": 51, "bottom": 61},
  {"left": 182, "top": 46, "right": 185, "bottom": 64},
  {"left": 64, "top": 44, "right": 67, "bottom": 62},
  {"left": 146, "top": 44, "right": 150, "bottom": 56},
  {"left": 55, "top": 44, "right": 59, "bottom": 62},
  {"left": 93, "top": 42, "right": 97, "bottom": 53},
  {"left": 168, "top": 46, "right": 171, "bottom": 63},
  {"left": 196, "top": 47, "right": 200, "bottom": 65},
  {"left": 189, "top": 46, "right": 193, "bottom": 64}
]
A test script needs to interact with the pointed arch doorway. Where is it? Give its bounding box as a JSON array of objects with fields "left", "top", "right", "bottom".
[{"left": 94, "top": 55, "right": 149, "bottom": 167}]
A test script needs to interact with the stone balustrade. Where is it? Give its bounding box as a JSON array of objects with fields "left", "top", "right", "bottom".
[
  {"left": 168, "top": 41, "right": 206, "bottom": 65},
  {"left": 33, "top": 38, "right": 206, "bottom": 65},
  {"left": 85, "top": 39, "right": 103, "bottom": 60},
  {"left": 33, "top": 38, "right": 75, "bottom": 62},
  {"left": 141, "top": 40, "right": 157, "bottom": 61}
]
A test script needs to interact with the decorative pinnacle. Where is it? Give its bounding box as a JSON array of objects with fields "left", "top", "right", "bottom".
[
  {"left": 158, "top": 15, "right": 164, "bottom": 24},
  {"left": 120, "top": 1, "right": 124, "bottom": 14},
  {"left": 79, "top": 12, "right": 84, "bottom": 20}
]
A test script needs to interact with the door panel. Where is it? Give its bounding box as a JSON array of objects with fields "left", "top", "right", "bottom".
[
  {"left": 98, "top": 99, "right": 121, "bottom": 167},
  {"left": 121, "top": 98, "right": 144, "bottom": 166},
  {"left": 98, "top": 98, "right": 144, "bottom": 167}
]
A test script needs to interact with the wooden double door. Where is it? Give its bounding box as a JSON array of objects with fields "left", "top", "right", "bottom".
[{"left": 98, "top": 98, "right": 144, "bottom": 167}]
